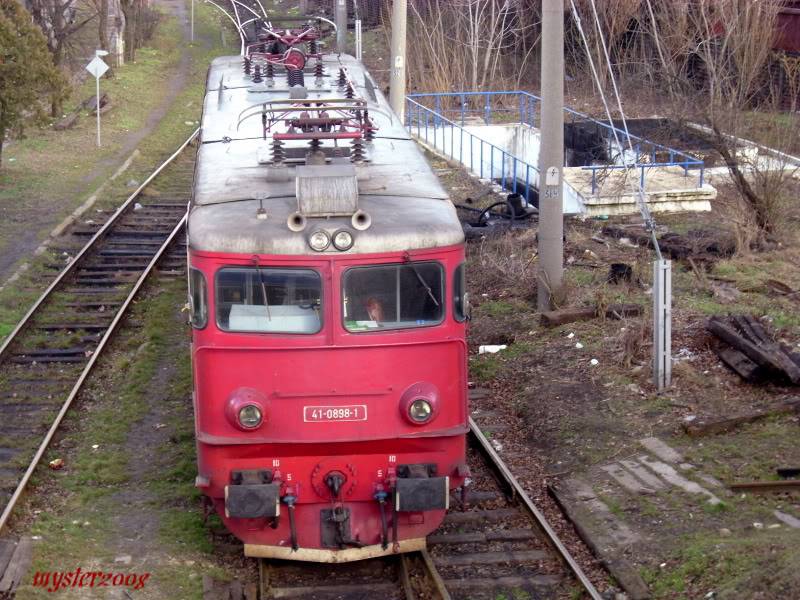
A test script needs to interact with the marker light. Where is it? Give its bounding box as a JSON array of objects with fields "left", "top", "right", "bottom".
[
  {"left": 238, "top": 404, "right": 263, "bottom": 429},
  {"left": 308, "top": 229, "right": 331, "bottom": 252},
  {"left": 332, "top": 229, "right": 354, "bottom": 251},
  {"left": 408, "top": 399, "right": 433, "bottom": 423}
]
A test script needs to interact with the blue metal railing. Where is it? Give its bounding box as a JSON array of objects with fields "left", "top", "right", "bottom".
[
  {"left": 405, "top": 97, "right": 539, "bottom": 204},
  {"left": 406, "top": 91, "right": 706, "bottom": 195}
]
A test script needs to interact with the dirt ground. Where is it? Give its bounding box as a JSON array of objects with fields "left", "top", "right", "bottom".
[{"left": 430, "top": 145, "right": 800, "bottom": 598}]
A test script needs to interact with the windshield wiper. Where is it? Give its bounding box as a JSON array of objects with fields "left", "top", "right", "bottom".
[
  {"left": 409, "top": 264, "right": 440, "bottom": 307},
  {"left": 257, "top": 267, "right": 272, "bottom": 321}
]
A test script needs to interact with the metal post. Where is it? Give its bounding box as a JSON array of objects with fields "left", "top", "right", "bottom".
[
  {"left": 190, "top": 0, "right": 194, "bottom": 42},
  {"left": 300, "top": 0, "right": 308, "bottom": 13},
  {"left": 335, "top": 0, "right": 347, "bottom": 53},
  {"left": 355, "top": 19, "right": 362, "bottom": 60},
  {"left": 389, "top": 0, "right": 407, "bottom": 121},
  {"left": 96, "top": 75, "right": 101, "bottom": 147},
  {"left": 537, "top": 0, "right": 564, "bottom": 310},
  {"left": 653, "top": 259, "right": 672, "bottom": 391}
]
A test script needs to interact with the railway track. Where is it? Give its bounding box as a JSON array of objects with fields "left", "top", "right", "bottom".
[
  {"left": 0, "top": 130, "right": 198, "bottom": 534},
  {"left": 254, "top": 420, "right": 602, "bottom": 600}
]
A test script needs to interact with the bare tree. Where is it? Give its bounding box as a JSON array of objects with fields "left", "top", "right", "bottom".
[
  {"left": 405, "top": 0, "right": 536, "bottom": 93},
  {"left": 648, "top": 0, "right": 795, "bottom": 247},
  {"left": 26, "top": 0, "right": 97, "bottom": 114}
]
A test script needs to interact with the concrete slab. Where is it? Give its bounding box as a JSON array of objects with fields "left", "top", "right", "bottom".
[
  {"left": 564, "top": 165, "right": 715, "bottom": 217},
  {"left": 620, "top": 459, "right": 666, "bottom": 491},
  {"left": 638, "top": 455, "right": 722, "bottom": 505},
  {"left": 551, "top": 478, "right": 649, "bottom": 600},
  {"left": 602, "top": 463, "right": 657, "bottom": 495},
  {"left": 774, "top": 510, "right": 800, "bottom": 529},
  {"left": 559, "top": 478, "right": 640, "bottom": 548},
  {"left": 639, "top": 437, "right": 683, "bottom": 463}
]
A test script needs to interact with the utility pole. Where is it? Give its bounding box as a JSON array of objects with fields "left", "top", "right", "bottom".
[
  {"left": 389, "top": 0, "right": 407, "bottom": 121},
  {"left": 537, "top": 0, "right": 564, "bottom": 311},
  {"left": 335, "top": 0, "right": 347, "bottom": 53}
]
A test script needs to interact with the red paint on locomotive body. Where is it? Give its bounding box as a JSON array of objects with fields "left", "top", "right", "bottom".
[
  {"left": 191, "top": 45, "right": 467, "bottom": 560},
  {"left": 190, "top": 245, "right": 469, "bottom": 557}
]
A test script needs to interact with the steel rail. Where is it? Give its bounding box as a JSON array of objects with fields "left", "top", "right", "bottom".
[
  {"left": 0, "top": 214, "right": 188, "bottom": 534},
  {"left": 468, "top": 417, "right": 603, "bottom": 600},
  {"left": 0, "top": 128, "right": 199, "bottom": 363},
  {"left": 418, "top": 549, "right": 452, "bottom": 600}
]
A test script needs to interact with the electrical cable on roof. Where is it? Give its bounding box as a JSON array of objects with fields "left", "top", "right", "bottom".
[{"left": 568, "top": 0, "right": 663, "bottom": 259}]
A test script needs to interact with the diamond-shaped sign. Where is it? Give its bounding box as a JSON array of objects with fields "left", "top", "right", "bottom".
[{"left": 85, "top": 56, "right": 109, "bottom": 79}]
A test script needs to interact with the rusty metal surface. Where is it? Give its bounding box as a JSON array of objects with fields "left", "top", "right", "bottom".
[{"left": 729, "top": 480, "right": 800, "bottom": 493}]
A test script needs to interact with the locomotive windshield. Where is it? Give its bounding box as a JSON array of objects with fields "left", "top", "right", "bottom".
[
  {"left": 216, "top": 267, "right": 322, "bottom": 334},
  {"left": 342, "top": 262, "right": 444, "bottom": 332}
]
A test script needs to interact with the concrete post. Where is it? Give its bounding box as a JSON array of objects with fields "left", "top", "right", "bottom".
[
  {"left": 389, "top": 0, "right": 407, "bottom": 121},
  {"left": 335, "top": 0, "right": 347, "bottom": 53},
  {"left": 537, "top": 0, "right": 565, "bottom": 310}
]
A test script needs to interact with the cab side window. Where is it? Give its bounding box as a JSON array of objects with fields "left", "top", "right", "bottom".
[
  {"left": 189, "top": 268, "right": 208, "bottom": 329},
  {"left": 453, "top": 264, "right": 468, "bottom": 322}
]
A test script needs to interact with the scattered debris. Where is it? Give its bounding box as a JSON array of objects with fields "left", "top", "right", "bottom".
[
  {"left": 48, "top": 458, "right": 64, "bottom": 470},
  {"left": 682, "top": 399, "right": 800, "bottom": 436},
  {"left": 590, "top": 359, "right": 599, "bottom": 366},
  {"left": 710, "top": 282, "right": 740, "bottom": 303},
  {"left": 541, "top": 303, "right": 642, "bottom": 327},
  {"left": 607, "top": 263, "right": 634, "bottom": 284},
  {"left": 478, "top": 345, "right": 507, "bottom": 354},
  {"left": 53, "top": 112, "right": 80, "bottom": 131},
  {"left": 764, "top": 279, "right": 800, "bottom": 303},
  {"left": 80, "top": 92, "right": 109, "bottom": 113},
  {"left": 601, "top": 225, "right": 735, "bottom": 262},
  {"left": 706, "top": 315, "right": 800, "bottom": 384}
]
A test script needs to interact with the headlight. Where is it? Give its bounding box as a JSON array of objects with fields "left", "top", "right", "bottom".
[
  {"left": 238, "top": 404, "right": 263, "bottom": 429},
  {"left": 332, "top": 229, "right": 354, "bottom": 251},
  {"left": 408, "top": 399, "right": 433, "bottom": 423},
  {"left": 308, "top": 229, "right": 331, "bottom": 252}
]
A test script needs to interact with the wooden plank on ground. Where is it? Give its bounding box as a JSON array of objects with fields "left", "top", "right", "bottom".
[
  {"left": 683, "top": 400, "right": 800, "bottom": 436},
  {"left": 714, "top": 347, "right": 764, "bottom": 382},
  {"left": 729, "top": 480, "right": 800, "bottom": 493},
  {"left": 0, "top": 537, "right": 32, "bottom": 593},
  {"left": 541, "top": 303, "right": 642, "bottom": 327},
  {"left": 706, "top": 318, "right": 800, "bottom": 384}
]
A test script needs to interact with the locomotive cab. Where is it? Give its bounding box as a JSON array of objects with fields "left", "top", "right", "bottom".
[{"left": 189, "top": 53, "right": 469, "bottom": 561}]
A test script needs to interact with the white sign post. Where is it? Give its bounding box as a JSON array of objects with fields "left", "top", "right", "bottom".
[{"left": 85, "top": 51, "right": 110, "bottom": 147}]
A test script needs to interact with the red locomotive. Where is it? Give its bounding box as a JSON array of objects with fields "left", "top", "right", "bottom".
[{"left": 187, "top": 29, "right": 469, "bottom": 561}]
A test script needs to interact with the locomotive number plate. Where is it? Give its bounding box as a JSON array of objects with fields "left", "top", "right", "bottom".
[{"left": 303, "top": 405, "right": 368, "bottom": 422}]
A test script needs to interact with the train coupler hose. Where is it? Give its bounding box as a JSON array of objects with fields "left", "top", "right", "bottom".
[
  {"left": 282, "top": 494, "right": 299, "bottom": 551},
  {"left": 374, "top": 490, "right": 389, "bottom": 550}
]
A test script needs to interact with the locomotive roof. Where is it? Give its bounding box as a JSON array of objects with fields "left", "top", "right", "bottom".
[{"left": 189, "top": 54, "right": 463, "bottom": 256}]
